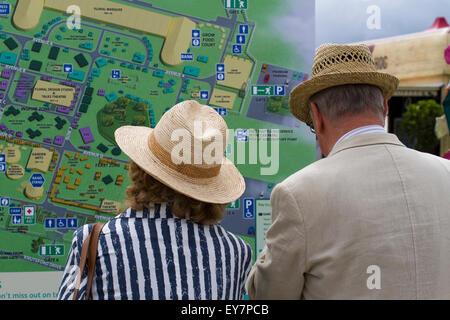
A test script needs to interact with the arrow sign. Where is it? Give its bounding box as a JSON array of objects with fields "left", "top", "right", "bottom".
[
  {"left": 30, "top": 173, "right": 45, "bottom": 187},
  {"left": 251, "top": 85, "right": 274, "bottom": 96}
]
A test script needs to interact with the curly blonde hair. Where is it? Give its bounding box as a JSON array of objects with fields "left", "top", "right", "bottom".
[{"left": 125, "top": 161, "right": 227, "bottom": 225}]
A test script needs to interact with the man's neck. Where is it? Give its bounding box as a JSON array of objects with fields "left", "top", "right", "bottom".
[{"left": 324, "top": 118, "right": 385, "bottom": 156}]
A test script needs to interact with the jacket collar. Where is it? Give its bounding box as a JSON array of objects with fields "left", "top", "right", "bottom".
[{"left": 327, "top": 132, "right": 406, "bottom": 158}]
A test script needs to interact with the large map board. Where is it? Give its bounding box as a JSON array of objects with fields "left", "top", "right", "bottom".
[{"left": 0, "top": 0, "right": 315, "bottom": 299}]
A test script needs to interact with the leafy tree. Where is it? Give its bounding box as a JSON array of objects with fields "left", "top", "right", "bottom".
[
  {"left": 116, "top": 97, "right": 129, "bottom": 109},
  {"left": 401, "top": 99, "right": 444, "bottom": 154},
  {"left": 102, "top": 115, "right": 114, "bottom": 127},
  {"left": 114, "top": 109, "right": 126, "bottom": 121},
  {"left": 132, "top": 115, "right": 146, "bottom": 125},
  {"left": 134, "top": 102, "right": 147, "bottom": 111},
  {"left": 103, "top": 103, "right": 116, "bottom": 114}
]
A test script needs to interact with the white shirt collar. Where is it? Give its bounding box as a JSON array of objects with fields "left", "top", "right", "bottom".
[{"left": 331, "top": 125, "right": 386, "bottom": 152}]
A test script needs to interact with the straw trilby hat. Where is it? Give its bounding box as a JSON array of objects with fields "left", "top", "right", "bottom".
[
  {"left": 289, "top": 43, "right": 399, "bottom": 126},
  {"left": 115, "top": 100, "right": 245, "bottom": 204}
]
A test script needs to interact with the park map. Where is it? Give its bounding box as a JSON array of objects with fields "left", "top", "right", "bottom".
[{"left": 0, "top": 0, "right": 315, "bottom": 290}]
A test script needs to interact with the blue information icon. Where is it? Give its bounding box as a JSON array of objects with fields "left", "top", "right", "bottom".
[
  {"left": 0, "top": 154, "right": 5, "bottom": 162},
  {"left": 45, "top": 218, "right": 56, "bottom": 229},
  {"left": 0, "top": 163, "right": 5, "bottom": 173},
  {"left": 111, "top": 69, "right": 121, "bottom": 79},
  {"left": 67, "top": 218, "right": 78, "bottom": 229},
  {"left": 180, "top": 53, "right": 194, "bottom": 61},
  {"left": 200, "top": 91, "right": 209, "bottom": 100},
  {"left": 0, "top": 197, "right": 10, "bottom": 207},
  {"left": 274, "top": 85, "right": 286, "bottom": 96},
  {"left": 216, "top": 72, "right": 225, "bottom": 81},
  {"left": 11, "top": 215, "right": 22, "bottom": 225},
  {"left": 218, "top": 108, "right": 227, "bottom": 116},
  {"left": 232, "top": 44, "right": 242, "bottom": 54},
  {"left": 9, "top": 207, "right": 22, "bottom": 215},
  {"left": 243, "top": 198, "right": 255, "bottom": 219},
  {"left": 63, "top": 64, "right": 73, "bottom": 73},
  {"left": 30, "top": 173, "right": 45, "bottom": 188},
  {"left": 0, "top": 4, "right": 10, "bottom": 16},
  {"left": 57, "top": 218, "right": 67, "bottom": 229},
  {"left": 236, "top": 129, "right": 248, "bottom": 142},
  {"left": 236, "top": 34, "right": 246, "bottom": 44},
  {"left": 216, "top": 64, "right": 225, "bottom": 72},
  {"left": 192, "top": 29, "right": 200, "bottom": 38},
  {"left": 239, "top": 24, "right": 249, "bottom": 34}
]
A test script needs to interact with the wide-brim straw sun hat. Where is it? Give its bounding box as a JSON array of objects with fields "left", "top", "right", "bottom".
[
  {"left": 115, "top": 100, "right": 245, "bottom": 204},
  {"left": 289, "top": 43, "right": 400, "bottom": 127}
]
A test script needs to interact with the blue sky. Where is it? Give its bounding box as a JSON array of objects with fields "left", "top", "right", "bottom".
[{"left": 316, "top": 0, "right": 450, "bottom": 45}]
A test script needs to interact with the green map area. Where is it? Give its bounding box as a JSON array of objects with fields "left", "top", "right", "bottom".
[{"left": 0, "top": 0, "right": 315, "bottom": 279}]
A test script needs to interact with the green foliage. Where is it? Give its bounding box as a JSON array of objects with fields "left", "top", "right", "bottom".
[
  {"left": 31, "top": 237, "right": 44, "bottom": 253},
  {"left": 401, "top": 99, "right": 443, "bottom": 153},
  {"left": 102, "top": 115, "right": 114, "bottom": 127},
  {"left": 103, "top": 103, "right": 116, "bottom": 114}
]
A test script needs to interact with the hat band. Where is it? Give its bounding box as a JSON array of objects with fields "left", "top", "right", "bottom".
[{"left": 147, "top": 132, "right": 222, "bottom": 179}]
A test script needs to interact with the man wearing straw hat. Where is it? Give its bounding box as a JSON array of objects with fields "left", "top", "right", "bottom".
[{"left": 246, "top": 44, "right": 450, "bottom": 299}]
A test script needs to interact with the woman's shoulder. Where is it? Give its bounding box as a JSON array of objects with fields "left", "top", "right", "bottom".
[
  {"left": 69, "top": 223, "right": 95, "bottom": 251},
  {"left": 211, "top": 224, "right": 253, "bottom": 253}
]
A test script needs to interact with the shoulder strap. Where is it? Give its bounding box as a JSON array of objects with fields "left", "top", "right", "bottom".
[{"left": 72, "top": 222, "right": 105, "bottom": 300}]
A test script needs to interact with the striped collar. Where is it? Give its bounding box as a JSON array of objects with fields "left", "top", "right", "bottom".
[
  {"left": 116, "top": 203, "right": 174, "bottom": 219},
  {"left": 331, "top": 125, "right": 386, "bottom": 153}
]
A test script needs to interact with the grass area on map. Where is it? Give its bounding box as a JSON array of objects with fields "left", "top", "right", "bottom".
[
  {"left": 51, "top": 152, "right": 129, "bottom": 215},
  {"left": 0, "top": 206, "right": 72, "bottom": 272},
  {"left": 48, "top": 23, "right": 102, "bottom": 53},
  {"left": 1, "top": 104, "right": 70, "bottom": 145}
]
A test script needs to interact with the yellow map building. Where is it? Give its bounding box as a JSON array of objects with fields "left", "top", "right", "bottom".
[
  {"left": 14, "top": 0, "right": 195, "bottom": 66},
  {"left": 26, "top": 147, "right": 53, "bottom": 173}
]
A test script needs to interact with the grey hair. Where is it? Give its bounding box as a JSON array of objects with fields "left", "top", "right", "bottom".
[{"left": 309, "top": 84, "right": 385, "bottom": 122}]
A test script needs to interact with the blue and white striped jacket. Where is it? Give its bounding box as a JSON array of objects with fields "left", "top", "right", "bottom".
[{"left": 57, "top": 203, "right": 253, "bottom": 300}]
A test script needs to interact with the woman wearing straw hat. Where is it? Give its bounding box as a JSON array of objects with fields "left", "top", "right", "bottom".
[
  {"left": 58, "top": 100, "right": 252, "bottom": 300},
  {"left": 246, "top": 43, "right": 450, "bottom": 299}
]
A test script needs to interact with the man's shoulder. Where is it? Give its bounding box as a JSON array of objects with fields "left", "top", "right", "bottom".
[
  {"left": 279, "top": 156, "right": 335, "bottom": 191},
  {"left": 408, "top": 148, "right": 450, "bottom": 168},
  {"left": 280, "top": 144, "right": 450, "bottom": 194}
]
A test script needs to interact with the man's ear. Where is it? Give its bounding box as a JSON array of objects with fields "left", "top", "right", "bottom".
[{"left": 310, "top": 102, "right": 324, "bottom": 134}]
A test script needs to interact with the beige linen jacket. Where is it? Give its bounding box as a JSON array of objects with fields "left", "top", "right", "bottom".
[{"left": 246, "top": 132, "right": 450, "bottom": 299}]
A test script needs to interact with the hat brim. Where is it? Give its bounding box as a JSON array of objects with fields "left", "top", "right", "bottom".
[
  {"left": 289, "top": 71, "right": 400, "bottom": 127},
  {"left": 115, "top": 126, "right": 245, "bottom": 204}
]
